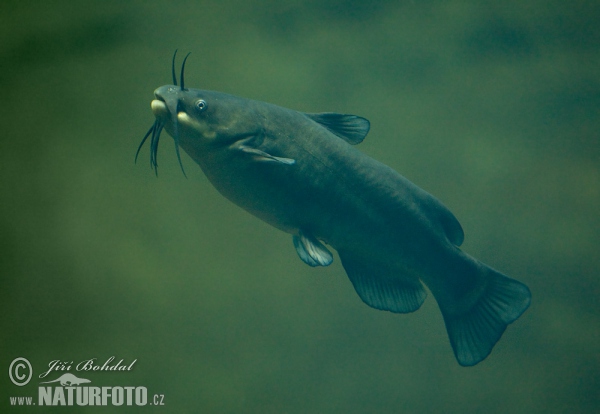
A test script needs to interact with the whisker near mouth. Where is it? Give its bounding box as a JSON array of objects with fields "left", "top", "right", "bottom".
[
  {"left": 180, "top": 52, "right": 191, "bottom": 91},
  {"left": 173, "top": 134, "right": 187, "bottom": 178},
  {"left": 150, "top": 121, "right": 164, "bottom": 176},
  {"left": 135, "top": 123, "right": 153, "bottom": 164},
  {"left": 137, "top": 50, "right": 190, "bottom": 178},
  {"left": 135, "top": 119, "right": 164, "bottom": 176},
  {"left": 171, "top": 49, "right": 178, "bottom": 86}
]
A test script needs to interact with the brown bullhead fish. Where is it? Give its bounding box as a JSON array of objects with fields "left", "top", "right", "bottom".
[{"left": 137, "top": 52, "right": 531, "bottom": 366}]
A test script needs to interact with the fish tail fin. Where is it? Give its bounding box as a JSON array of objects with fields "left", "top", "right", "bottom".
[{"left": 439, "top": 265, "right": 531, "bottom": 366}]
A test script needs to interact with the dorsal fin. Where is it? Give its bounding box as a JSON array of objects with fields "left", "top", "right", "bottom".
[
  {"left": 305, "top": 112, "right": 370, "bottom": 145},
  {"left": 439, "top": 209, "right": 464, "bottom": 246}
]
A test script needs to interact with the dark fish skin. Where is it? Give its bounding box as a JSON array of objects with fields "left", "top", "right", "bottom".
[{"left": 143, "top": 83, "right": 531, "bottom": 366}]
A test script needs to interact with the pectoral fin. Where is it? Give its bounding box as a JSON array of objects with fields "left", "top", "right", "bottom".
[
  {"left": 239, "top": 146, "right": 296, "bottom": 165},
  {"left": 339, "top": 252, "right": 427, "bottom": 313},
  {"left": 293, "top": 231, "right": 333, "bottom": 267}
]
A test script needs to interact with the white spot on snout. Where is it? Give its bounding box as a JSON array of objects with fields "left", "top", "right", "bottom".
[{"left": 151, "top": 100, "right": 168, "bottom": 117}]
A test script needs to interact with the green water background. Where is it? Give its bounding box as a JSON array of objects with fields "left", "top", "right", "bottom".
[{"left": 1, "top": 0, "right": 598, "bottom": 412}]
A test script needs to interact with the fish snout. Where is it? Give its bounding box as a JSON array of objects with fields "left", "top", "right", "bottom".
[
  {"left": 151, "top": 99, "right": 169, "bottom": 119},
  {"left": 152, "top": 86, "right": 180, "bottom": 125}
]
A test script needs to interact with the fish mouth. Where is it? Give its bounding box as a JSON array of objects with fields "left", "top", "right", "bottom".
[
  {"left": 136, "top": 95, "right": 187, "bottom": 177},
  {"left": 136, "top": 50, "right": 191, "bottom": 177},
  {"left": 152, "top": 89, "right": 180, "bottom": 121},
  {"left": 151, "top": 99, "right": 169, "bottom": 119}
]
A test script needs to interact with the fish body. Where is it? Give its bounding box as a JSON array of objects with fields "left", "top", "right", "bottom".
[{"left": 139, "top": 57, "right": 531, "bottom": 366}]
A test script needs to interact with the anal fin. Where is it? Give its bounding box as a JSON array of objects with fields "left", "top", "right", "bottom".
[
  {"left": 293, "top": 231, "right": 333, "bottom": 267},
  {"left": 339, "top": 252, "right": 427, "bottom": 313}
]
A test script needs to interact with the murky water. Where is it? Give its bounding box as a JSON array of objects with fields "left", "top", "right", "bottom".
[{"left": 1, "top": 1, "right": 599, "bottom": 412}]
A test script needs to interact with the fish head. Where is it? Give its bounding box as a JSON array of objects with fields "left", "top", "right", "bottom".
[
  {"left": 137, "top": 51, "right": 261, "bottom": 176},
  {"left": 152, "top": 86, "right": 261, "bottom": 149}
]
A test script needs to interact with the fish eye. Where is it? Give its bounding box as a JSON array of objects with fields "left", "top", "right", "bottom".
[{"left": 195, "top": 99, "right": 207, "bottom": 112}]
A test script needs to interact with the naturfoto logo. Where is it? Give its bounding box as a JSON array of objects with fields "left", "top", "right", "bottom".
[
  {"left": 40, "top": 373, "right": 91, "bottom": 386},
  {"left": 8, "top": 357, "right": 165, "bottom": 408},
  {"left": 38, "top": 374, "right": 147, "bottom": 407}
]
